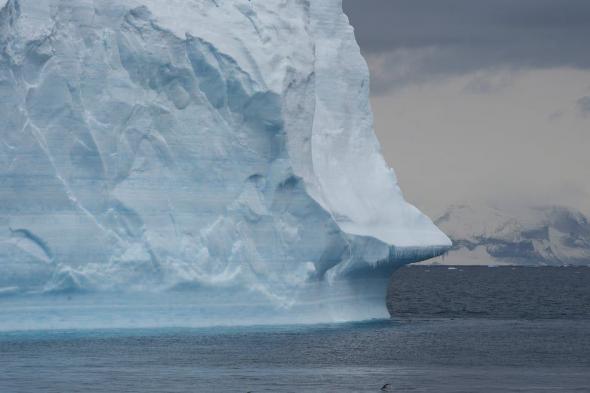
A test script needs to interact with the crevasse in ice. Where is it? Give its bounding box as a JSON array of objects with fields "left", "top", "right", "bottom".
[{"left": 0, "top": 0, "right": 450, "bottom": 327}]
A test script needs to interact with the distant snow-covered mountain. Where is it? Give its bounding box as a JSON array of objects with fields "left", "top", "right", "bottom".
[{"left": 425, "top": 204, "right": 590, "bottom": 266}]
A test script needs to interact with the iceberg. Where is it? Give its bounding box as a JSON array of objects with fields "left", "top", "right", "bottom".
[{"left": 0, "top": 0, "right": 450, "bottom": 330}]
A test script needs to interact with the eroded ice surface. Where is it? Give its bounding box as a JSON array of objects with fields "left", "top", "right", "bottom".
[{"left": 0, "top": 0, "right": 450, "bottom": 328}]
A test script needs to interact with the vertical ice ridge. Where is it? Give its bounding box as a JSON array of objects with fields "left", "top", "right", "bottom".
[{"left": 26, "top": 116, "right": 123, "bottom": 245}]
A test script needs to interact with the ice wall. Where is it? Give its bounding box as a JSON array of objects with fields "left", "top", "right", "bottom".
[{"left": 0, "top": 0, "right": 450, "bottom": 327}]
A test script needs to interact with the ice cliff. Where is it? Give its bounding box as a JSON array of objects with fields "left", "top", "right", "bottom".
[{"left": 0, "top": 0, "right": 449, "bottom": 327}]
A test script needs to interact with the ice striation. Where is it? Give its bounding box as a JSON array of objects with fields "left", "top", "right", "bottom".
[{"left": 0, "top": 0, "right": 450, "bottom": 329}]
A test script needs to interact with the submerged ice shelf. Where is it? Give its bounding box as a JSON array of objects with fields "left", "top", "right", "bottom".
[{"left": 0, "top": 0, "right": 450, "bottom": 328}]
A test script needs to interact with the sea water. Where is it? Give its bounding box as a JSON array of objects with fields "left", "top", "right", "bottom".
[{"left": 1, "top": 266, "right": 589, "bottom": 393}]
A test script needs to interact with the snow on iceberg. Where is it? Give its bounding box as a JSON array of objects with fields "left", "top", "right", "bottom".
[{"left": 0, "top": 0, "right": 450, "bottom": 329}]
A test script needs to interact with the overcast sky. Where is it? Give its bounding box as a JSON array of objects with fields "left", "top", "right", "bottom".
[{"left": 343, "top": 0, "right": 590, "bottom": 217}]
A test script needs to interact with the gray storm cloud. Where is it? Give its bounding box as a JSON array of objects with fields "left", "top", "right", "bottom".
[
  {"left": 342, "top": 0, "right": 590, "bottom": 218},
  {"left": 577, "top": 96, "right": 590, "bottom": 117},
  {"left": 344, "top": 0, "right": 590, "bottom": 92}
]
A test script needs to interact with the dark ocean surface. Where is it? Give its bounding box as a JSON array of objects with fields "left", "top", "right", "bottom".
[
  {"left": 1, "top": 266, "right": 589, "bottom": 393},
  {"left": 388, "top": 266, "right": 590, "bottom": 320}
]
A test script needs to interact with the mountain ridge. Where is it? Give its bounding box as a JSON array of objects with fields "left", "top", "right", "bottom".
[{"left": 425, "top": 204, "right": 590, "bottom": 266}]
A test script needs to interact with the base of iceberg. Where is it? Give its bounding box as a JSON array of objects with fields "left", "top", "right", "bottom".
[
  {"left": 0, "top": 246, "right": 450, "bottom": 331},
  {"left": 0, "top": 279, "right": 387, "bottom": 332}
]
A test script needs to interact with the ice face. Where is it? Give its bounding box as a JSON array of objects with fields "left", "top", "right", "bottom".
[{"left": 0, "top": 0, "right": 450, "bottom": 328}]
